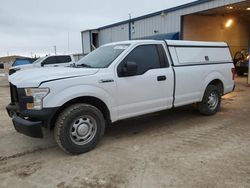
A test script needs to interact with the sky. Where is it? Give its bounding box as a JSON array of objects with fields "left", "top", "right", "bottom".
[{"left": 0, "top": 0, "right": 194, "bottom": 57}]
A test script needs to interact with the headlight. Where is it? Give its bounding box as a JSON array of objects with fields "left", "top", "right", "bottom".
[{"left": 25, "top": 88, "right": 50, "bottom": 110}]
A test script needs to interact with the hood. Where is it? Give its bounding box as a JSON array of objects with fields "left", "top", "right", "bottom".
[{"left": 9, "top": 67, "right": 99, "bottom": 88}]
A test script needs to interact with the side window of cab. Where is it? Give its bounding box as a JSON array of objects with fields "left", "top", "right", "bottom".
[
  {"left": 56, "top": 56, "right": 72, "bottom": 63},
  {"left": 42, "top": 56, "right": 57, "bottom": 65},
  {"left": 117, "top": 44, "right": 169, "bottom": 77}
]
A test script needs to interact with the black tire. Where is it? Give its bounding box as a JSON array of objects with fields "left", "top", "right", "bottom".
[
  {"left": 198, "top": 85, "right": 221, "bottom": 116},
  {"left": 54, "top": 103, "right": 105, "bottom": 154}
]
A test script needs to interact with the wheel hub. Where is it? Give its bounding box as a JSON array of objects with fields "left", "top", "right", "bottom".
[
  {"left": 70, "top": 116, "right": 97, "bottom": 145},
  {"left": 77, "top": 124, "right": 89, "bottom": 136},
  {"left": 207, "top": 92, "right": 218, "bottom": 110}
]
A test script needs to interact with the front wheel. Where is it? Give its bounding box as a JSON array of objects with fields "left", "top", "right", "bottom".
[
  {"left": 54, "top": 104, "right": 105, "bottom": 154},
  {"left": 198, "top": 85, "right": 221, "bottom": 116}
]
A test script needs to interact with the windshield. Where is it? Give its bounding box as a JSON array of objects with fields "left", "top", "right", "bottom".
[
  {"left": 32, "top": 56, "right": 47, "bottom": 64},
  {"left": 77, "top": 44, "right": 130, "bottom": 68},
  {"left": 12, "top": 59, "right": 32, "bottom": 67}
]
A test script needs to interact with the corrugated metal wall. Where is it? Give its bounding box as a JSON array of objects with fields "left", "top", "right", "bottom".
[
  {"left": 131, "top": 14, "right": 179, "bottom": 39},
  {"left": 131, "top": 0, "right": 244, "bottom": 39},
  {"left": 99, "top": 23, "right": 129, "bottom": 46},
  {"left": 82, "top": 0, "right": 245, "bottom": 53}
]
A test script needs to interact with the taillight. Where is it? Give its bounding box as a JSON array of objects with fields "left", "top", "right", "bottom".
[{"left": 231, "top": 68, "right": 236, "bottom": 80}]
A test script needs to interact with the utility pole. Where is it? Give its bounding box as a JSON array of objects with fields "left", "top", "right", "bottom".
[
  {"left": 54, "top": 45, "right": 57, "bottom": 55},
  {"left": 128, "top": 13, "right": 132, "bottom": 40},
  {"left": 67, "top": 32, "right": 70, "bottom": 54}
]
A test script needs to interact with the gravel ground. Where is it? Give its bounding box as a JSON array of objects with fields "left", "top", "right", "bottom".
[{"left": 0, "top": 75, "right": 250, "bottom": 188}]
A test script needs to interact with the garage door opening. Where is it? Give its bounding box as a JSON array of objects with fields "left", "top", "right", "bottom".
[
  {"left": 181, "top": 1, "right": 250, "bottom": 83},
  {"left": 90, "top": 30, "right": 99, "bottom": 51}
]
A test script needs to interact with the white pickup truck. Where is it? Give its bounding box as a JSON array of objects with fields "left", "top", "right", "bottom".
[
  {"left": 9, "top": 55, "right": 76, "bottom": 75},
  {"left": 6, "top": 40, "right": 235, "bottom": 154}
]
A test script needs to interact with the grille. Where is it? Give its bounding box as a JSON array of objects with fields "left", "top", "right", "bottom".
[{"left": 10, "top": 83, "right": 19, "bottom": 103}]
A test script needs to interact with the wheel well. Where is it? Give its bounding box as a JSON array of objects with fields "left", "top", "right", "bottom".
[
  {"left": 208, "top": 79, "right": 224, "bottom": 95},
  {"left": 49, "top": 96, "right": 111, "bottom": 130}
]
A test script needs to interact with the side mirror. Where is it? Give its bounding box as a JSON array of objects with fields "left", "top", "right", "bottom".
[
  {"left": 121, "top": 61, "right": 137, "bottom": 77},
  {"left": 0, "top": 63, "right": 4, "bottom": 69},
  {"left": 41, "top": 62, "right": 45, "bottom": 67}
]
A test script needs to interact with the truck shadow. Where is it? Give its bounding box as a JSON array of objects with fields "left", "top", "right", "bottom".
[{"left": 104, "top": 104, "right": 201, "bottom": 139}]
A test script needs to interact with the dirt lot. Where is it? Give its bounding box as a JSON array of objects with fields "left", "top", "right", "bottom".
[{"left": 0, "top": 75, "right": 250, "bottom": 188}]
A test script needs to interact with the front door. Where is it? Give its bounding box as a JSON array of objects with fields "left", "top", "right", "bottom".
[{"left": 115, "top": 44, "right": 174, "bottom": 120}]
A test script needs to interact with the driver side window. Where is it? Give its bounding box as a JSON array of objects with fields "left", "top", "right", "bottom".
[
  {"left": 43, "top": 57, "right": 57, "bottom": 65},
  {"left": 117, "top": 44, "right": 161, "bottom": 77}
]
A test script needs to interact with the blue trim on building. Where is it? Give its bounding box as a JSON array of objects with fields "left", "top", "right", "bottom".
[
  {"left": 135, "top": 32, "right": 180, "bottom": 40},
  {"left": 96, "top": 0, "right": 210, "bottom": 30}
]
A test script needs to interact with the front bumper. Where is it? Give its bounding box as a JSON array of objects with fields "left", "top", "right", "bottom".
[
  {"left": 6, "top": 103, "right": 58, "bottom": 138},
  {"left": 12, "top": 116, "right": 43, "bottom": 138}
]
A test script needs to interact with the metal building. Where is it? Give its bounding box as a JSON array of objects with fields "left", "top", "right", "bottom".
[{"left": 81, "top": 0, "right": 249, "bottom": 55}]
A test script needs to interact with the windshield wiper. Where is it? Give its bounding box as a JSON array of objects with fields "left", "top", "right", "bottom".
[{"left": 76, "top": 63, "right": 93, "bottom": 68}]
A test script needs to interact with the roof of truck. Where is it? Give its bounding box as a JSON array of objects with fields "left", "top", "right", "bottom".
[
  {"left": 165, "top": 40, "right": 228, "bottom": 47},
  {"left": 103, "top": 40, "right": 228, "bottom": 47}
]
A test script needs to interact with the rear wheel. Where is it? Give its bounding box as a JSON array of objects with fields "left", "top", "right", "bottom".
[
  {"left": 54, "top": 104, "right": 105, "bottom": 154},
  {"left": 198, "top": 85, "right": 221, "bottom": 116}
]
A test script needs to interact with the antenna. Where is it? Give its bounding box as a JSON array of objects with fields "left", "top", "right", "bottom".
[
  {"left": 54, "top": 45, "right": 57, "bottom": 55},
  {"left": 67, "top": 32, "right": 70, "bottom": 54},
  {"left": 128, "top": 13, "right": 131, "bottom": 20}
]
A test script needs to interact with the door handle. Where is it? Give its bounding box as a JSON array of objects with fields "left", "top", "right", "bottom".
[{"left": 157, "top": 76, "right": 166, "bottom": 81}]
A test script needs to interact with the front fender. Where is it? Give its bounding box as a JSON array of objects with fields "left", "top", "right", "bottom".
[{"left": 43, "top": 85, "right": 117, "bottom": 121}]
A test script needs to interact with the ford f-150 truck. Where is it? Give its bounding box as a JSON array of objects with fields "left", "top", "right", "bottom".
[{"left": 6, "top": 40, "right": 235, "bottom": 154}]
